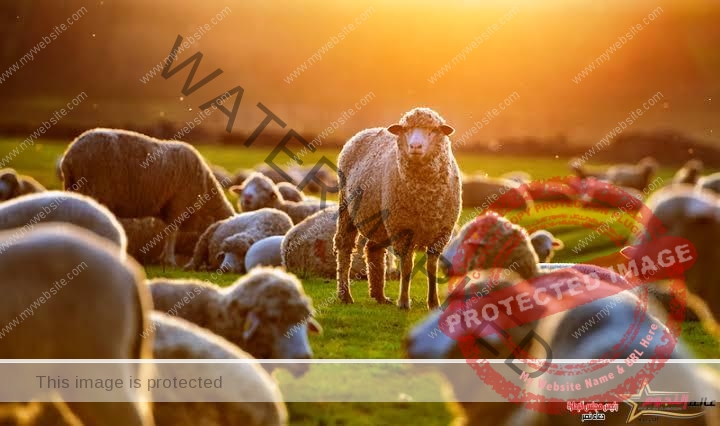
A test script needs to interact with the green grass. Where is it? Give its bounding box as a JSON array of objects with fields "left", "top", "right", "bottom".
[{"left": 2, "top": 138, "right": 719, "bottom": 425}]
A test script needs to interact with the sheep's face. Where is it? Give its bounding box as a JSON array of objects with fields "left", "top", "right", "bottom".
[
  {"left": 530, "top": 234, "right": 563, "bottom": 263},
  {"left": 0, "top": 171, "right": 19, "bottom": 201},
  {"left": 231, "top": 175, "right": 279, "bottom": 211},
  {"left": 388, "top": 124, "right": 454, "bottom": 162}
]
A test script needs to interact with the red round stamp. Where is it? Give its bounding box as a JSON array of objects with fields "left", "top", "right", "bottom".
[{"left": 439, "top": 176, "right": 697, "bottom": 416}]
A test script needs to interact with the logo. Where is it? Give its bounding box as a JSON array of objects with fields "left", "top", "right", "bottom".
[
  {"left": 439, "top": 176, "right": 695, "bottom": 416},
  {"left": 620, "top": 381, "right": 709, "bottom": 422},
  {"left": 567, "top": 401, "right": 619, "bottom": 422}
]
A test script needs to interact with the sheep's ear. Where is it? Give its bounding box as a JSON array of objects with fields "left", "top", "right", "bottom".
[
  {"left": 229, "top": 185, "right": 242, "bottom": 194},
  {"left": 619, "top": 246, "right": 637, "bottom": 260},
  {"left": 308, "top": 317, "right": 323, "bottom": 334},
  {"left": 439, "top": 124, "right": 455, "bottom": 136},
  {"left": 387, "top": 124, "right": 403, "bottom": 136},
  {"left": 552, "top": 239, "right": 564, "bottom": 249},
  {"left": 243, "top": 311, "right": 261, "bottom": 341}
]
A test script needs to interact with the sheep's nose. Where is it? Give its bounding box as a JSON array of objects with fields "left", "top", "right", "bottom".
[{"left": 409, "top": 143, "right": 423, "bottom": 151}]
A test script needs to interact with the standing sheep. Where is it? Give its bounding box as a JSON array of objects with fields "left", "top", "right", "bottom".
[
  {"left": 0, "top": 168, "right": 45, "bottom": 202},
  {"left": 184, "top": 208, "right": 293, "bottom": 273},
  {"left": 604, "top": 156, "right": 659, "bottom": 191},
  {"left": 0, "top": 191, "right": 127, "bottom": 252},
  {"left": 0, "top": 224, "right": 154, "bottom": 426},
  {"left": 60, "top": 128, "right": 235, "bottom": 266},
  {"left": 245, "top": 235, "right": 285, "bottom": 271},
  {"left": 529, "top": 229, "right": 564, "bottom": 262},
  {"left": 150, "top": 312, "right": 288, "bottom": 426},
  {"left": 281, "top": 207, "right": 398, "bottom": 280},
  {"left": 334, "top": 107, "right": 461, "bottom": 309},
  {"left": 230, "top": 172, "right": 331, "bottom": 224},
  {"left": 673, "top": 159, "right": 703, "bottom": 185},
  {"left": 697, "top": 172, "right": 720, "bottom": 196},
  {"left": 147, "top": 267, "right": 322, "bottom": 377}
]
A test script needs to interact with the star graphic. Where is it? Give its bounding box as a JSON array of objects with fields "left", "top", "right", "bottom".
[{"left": 618, "top": 380, "right": 705, "bottom": 423}]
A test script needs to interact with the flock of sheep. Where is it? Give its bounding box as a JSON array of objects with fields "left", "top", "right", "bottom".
[{"left": 0, "top": 106, "right": 719, "bottom": 425}]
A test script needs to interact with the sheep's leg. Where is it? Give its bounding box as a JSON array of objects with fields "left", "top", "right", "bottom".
[
  {"left": 426, "top": 249, "right": 440, "bottom": 310},
  {"left": 366, "top": 243, "right": 392, "bottom": 304},
  {"left": 396, "top": 248, "right": 415, "bottom": 310},
  {"left": 334, "top": 206, "right": 357, "bottom": 304},
  {"left": 162, "top": 228, "right": 178, "bottom": 267}
]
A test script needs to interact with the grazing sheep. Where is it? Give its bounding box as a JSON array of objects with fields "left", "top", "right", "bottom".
[
  {"left": 230, "top": 172, "right": 331, "bottom": 224},
  {"left": 150, "top": 312, "right": 288, "bottom": 426},
  {"left": 405, "top": 267, "right": 719, "bottom": 426},
  {"left": 529, "top": 229, "right": 564, "bottom": 262},
  {"left": 276, "top": 182, "right": 304, "bottom": 202},
  {"left": 630, "top": 185, "right": 720, "bottom": 322},
  {"left": 697, "top": 172, "right": 720, "bottom": 196},
  {"left": 604, "top": 156, "right": 659, "bottom": 191},
  {"left": 245, "top": 235, "right": 284, "bottom": 271},
  {"left": 440, "top": 213, "right": 540, "bottom": 279},
  {"left": 282, "top": 207, "right": 398, "bottom": 280},
  {"left": 0, "top": 224, "right": 154, "bottom": 426},
  {"left": 148, "top": 267, "right": 322, "bottom": 377},
  {"left": 210, "top": 164, "right": 234, "bottom": 189},
  {"left": 461, "top": 175, "right": 533, "bottom": 211},
  {"left": 184, "top": 208, "right": 293, "bottom": 273},
  {"left": 0, "top": 169, "right": 45, "bottom": 202},
  {"left": 673, "top": 159, "right": 703, "bottom": 185},
  {"left": 60, "top": 128, "right": 235, "bottom": 266},
  {"left": 0, "top": 191, "right": 127, "bottom": 252},
  {"left": 335, "top": 107, "right": 461, "bottom": 309},
  {"left": 568, "top": 158, "right": 607, "bottom": 180}
]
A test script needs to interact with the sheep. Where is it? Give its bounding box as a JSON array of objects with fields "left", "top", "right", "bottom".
[
  {"left": 629, "top": 185, "right": 720, "bottom": 322},
  {"left": 529, "top": 230, "right": 564, "bottom": 262},
  {"left": 461, "top": 175, "right": 533, "bottom": 211},
  {"left": 276, "top": 182, "right": 305, "bottom": 202},
  {"left": 229, "top": 172, "right": 332, "bottom": 224},
  {"left": 150, "top": 312, "right": 288, "bottom": 426},
  {"left": 0, "top": 191, "right": 127, "bottom": 252},
  {"left": 405, "top": 267, "right": 720, "bottom": 426},
  {"left": 147, "top": 267, "right": 322, "bottom": 377},
  {"left": 184, "top": 208, "right": 293, "bottom": 273},
  {"left": 697, "top": 172, "right": 720, "bottom": 196},
  {"left": 0, "top": 223, "right": 154, "bottom": 426},
  {"left": 499, "top": 170, "right": 530, "bottom": 185},
  {"left": 210, "top": 164, "right": 234, "bottom": 189},
  {"left": 440, "top": 213, "right": 540, "bottom": 279},
  {"left": 118, "top": 217, "right": 198, "bottom": 266},
  {"left": 577, "top": 183, "right": 645, "bottom": 211},
  {"left": 604, "top": 156, "right": 659, "bottom": 191},
  {"left": 673, "top": 159, "right": 703, "bottom": 185},
  {"left": 523, "top": 179, "right": 575, "bottom": 202},
  {"left": 245, "top": 235, "right": 284, "bottom": 271},
  {"left": 334, "top": 107, "right": 461, "bottom": 309},
  {"left": 60, "top": 128, "right": 235, "bottom": 266},
  {"left": 0, "top": 168, "right": 45, "bottom": 202},
  {"left": 282, "top": 207, "right": 398, "bottom": 280}
]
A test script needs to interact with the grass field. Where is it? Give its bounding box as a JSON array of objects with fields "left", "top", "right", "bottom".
[{"left": 2, "top": 138, "right": 719, "bottom": 425}]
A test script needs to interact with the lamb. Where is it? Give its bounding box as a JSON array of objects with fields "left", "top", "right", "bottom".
[
  {"left": 229, "top": 172, "right": 332, "bottom": 224},
  {"left": 0, "top": 223, "right": 154, "bottom": 426},
  {"left": 461, "top": 175, "right": 533, "bottom": 211},
  {"left": 673, "top": 159, "right": 703, "bottom": 185},
  {"left": 0, "top": 168, "right": 45, "bottom": 202},
  {"left": 405, "top": 267, "right": 720, "bottom": 426},
  {"left": 334, "top": 107, "right": 461, "bottom": 309},
  {"left": 245, "top": 235, "right": 284, "bottom": 271},
  {"left": 604, "top": 156, "right": 659, "bottom": 191},
  {"left": 150, "top": 312, "right": 288, "bottom": 426},
  {"left": 697, "top": 172, "right": 720, "bottom": 196},
  {"left": 0, "top": 191, "right": 127, "bottom": 252},
  {"left": 60, "top": 128, "right": 235, "bottom": 266},
  {"left": 147, "top": 267, "right": 322, "bottom": 377},
  {"left": 184, "top": 208, "right": 293, "bottom": 273},
  {"left": 276, "top": 182, "right": 305, "bottom": 202},
  {"left": 529, "top": 229, "right": 564, "bottom": 262},
  {"left": 282, "top": 207, "right": 398, "bottom": 280}
]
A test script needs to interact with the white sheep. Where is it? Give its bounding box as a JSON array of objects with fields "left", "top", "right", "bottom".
[
  {"left": 0, "top": 223, "right": 154, "bottom": 426},
  {"left": 60, "top": 128, "right": 235, "bottom": 266},
  {"left": 0, "top": 191, "right": 127, "bottom": 252},
  {"left": 245, "top": 235, "right": 284, "bottom": 271},
  {"left": 150, "top": 312, "right": 288, "bottom": 426},
  {"left": 184, "top": 208, "right": 293, "bottom": 273},
  {"left": 335, "top": 108, "right": 462, "bottom": 310},
  {"left": 148, "top": 267, "right": 322, "bottom": 378}
]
